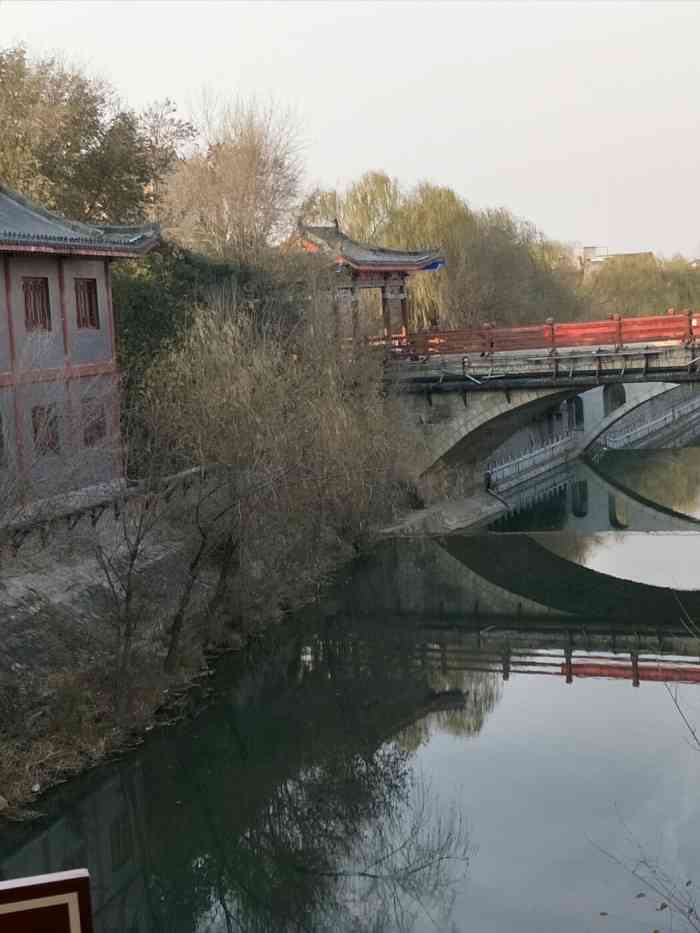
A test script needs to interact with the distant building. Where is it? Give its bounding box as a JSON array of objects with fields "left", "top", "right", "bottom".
[
  {"left": 0, "top": 185, "right": 159, "bottom": 505},
  {"left": 297, "top": 221, "right": 444, "bottom": 337},
  {"left": 572, "top": 245, "right": 656, "bottom": 280}
]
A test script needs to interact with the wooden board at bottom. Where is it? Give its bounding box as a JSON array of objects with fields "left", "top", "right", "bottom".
[{"left": 0, "top": 869, "right": 94, "bottom": 932}]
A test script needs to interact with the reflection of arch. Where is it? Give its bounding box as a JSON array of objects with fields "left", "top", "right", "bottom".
[
  {"left": 439, "top": 533, "right": 700, "bottom": 622},
  {"left": 608, "top": 494, "right": 629, "bottom": 529},
  {"left": 603, "top": 383, "right": 626, "bottom": 417},
  {"left": 571, "top": 480, "right": 589, "bottom": 517}
]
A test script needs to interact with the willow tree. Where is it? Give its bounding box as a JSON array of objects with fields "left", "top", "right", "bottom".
[{"left": 301, "top": 172, "right": 583, "bottom": 330}]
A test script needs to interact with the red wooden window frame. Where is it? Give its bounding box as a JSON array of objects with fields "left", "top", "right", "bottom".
[
  {"left": 82, "top": 398, "right": 107, "bottom": 448},
  {"left": 23, "top": 277, "right": 52, "bottom": 332},
  {"left": 75, "top": 278, "right": 100, "bottom": 329},
  {"left": 32, "top": 404, "right": 60, "bottom": 456}
]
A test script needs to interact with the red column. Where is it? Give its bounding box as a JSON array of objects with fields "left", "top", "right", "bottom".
[
  {"left": 351, "top": 286, "right": 360, "bottom": 349},
  {"left": 4, "top": 256, "right": 26, "bottom": 500},
  {"left": 104, "top": 258, "right": 116, "bottom": 362},
  {"left": 57, "top": 257, "right": 70, "bottom": 365},
  {"left": 381, "top": 283, "right": 391, "bottom": 339},
  {"left": 400, "top": 277, "right": 409, "bottom": 338}
]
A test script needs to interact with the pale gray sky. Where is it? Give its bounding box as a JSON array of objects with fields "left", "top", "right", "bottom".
[{"left": 3, "top": 0, "right": 700, "bottom": 257}]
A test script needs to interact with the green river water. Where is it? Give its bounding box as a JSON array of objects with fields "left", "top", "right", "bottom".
[{"left": 4, "top": 447, "right": 700, "bottom": 932}]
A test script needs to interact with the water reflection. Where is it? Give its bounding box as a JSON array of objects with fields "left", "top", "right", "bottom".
[
  {"left": 3, "top": 613, "right": 700, "bottom": 932},
  {"left": 597, "top": 447, "right": 700, "bottom": 519},
  {"left": 0, "top": 622, "right": 493, "bottom": 933},
  {"left": 5, "top": 447, "right": 700, "bottom": 931},
  {"left": 480, "top": 450, "right": 700, "bottom": 591}
]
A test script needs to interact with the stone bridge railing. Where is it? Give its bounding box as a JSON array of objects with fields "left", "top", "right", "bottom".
[
  {"left": 487, "top": 434, "right": 576, "bottom": 490},
  {"left": 604, "top": 393, "right": 700, "bottom": 449}
]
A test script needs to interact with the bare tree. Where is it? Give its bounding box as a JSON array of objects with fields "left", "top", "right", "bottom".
[{"left": 163, "top": 96, "right": 304, "bottom": 263}]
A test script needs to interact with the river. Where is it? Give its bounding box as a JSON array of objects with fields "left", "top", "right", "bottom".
[{"left": 3, "top": 447, "right": 700, "bottom": 932}]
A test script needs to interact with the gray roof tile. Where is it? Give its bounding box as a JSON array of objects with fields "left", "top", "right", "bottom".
[
  {"left": 0, "top": 185, "right": 159, "bottom": 256},
  {"left": 300, "top": 224, "right": 444, "bottom": 271}
]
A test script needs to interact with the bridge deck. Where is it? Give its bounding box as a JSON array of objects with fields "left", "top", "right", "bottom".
[{"left": 390, "top": 343, "right": 700, "bottom": 391}]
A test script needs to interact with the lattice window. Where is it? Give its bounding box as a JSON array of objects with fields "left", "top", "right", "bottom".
[
  {"left": 82, "top": 398, "right": 107, "bottom": 448},
  {"left": 32, "top": 404, "right": 60, "bottom": 456},
  {"left": 75, "top": 278, "right": 99, "bottom": 329},
  {"left": 23, "top": 277, "right": 51, "bottom": 332}
]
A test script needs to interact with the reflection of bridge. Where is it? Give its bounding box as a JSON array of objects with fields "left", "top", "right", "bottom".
[
  {"left": 351, "top": 453, "right": 700, "bottom": 623},
  {"left": 494, "top": 459, "right": 700, "bottom": 533},
  {"left": 345, "top": 527, "right": 700, "bottom": 626},
  {"left": 416, "top": 636, "right": 700, "bottom": 687},
  {"left": 441, "top": 530, "right": 700, "bottom": 623}
]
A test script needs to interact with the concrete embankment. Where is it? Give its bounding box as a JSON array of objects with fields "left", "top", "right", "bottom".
[{"left": 381, "top": 488, "right": 507, "bottom": 536}]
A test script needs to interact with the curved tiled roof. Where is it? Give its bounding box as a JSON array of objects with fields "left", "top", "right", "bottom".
[
  {"left": 0, "top": 184, "right": 159, "bottom": 257},
  {"left": 299, "top": 223, "right": 444, "bottom": 272}
]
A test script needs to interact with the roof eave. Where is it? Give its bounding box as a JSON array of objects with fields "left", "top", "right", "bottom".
[
  {"left": 340, "top": 256, "right": 445, "bottom": 273},
  {"left": 0, "top": 237, "right": 160, "bottom": 258}
]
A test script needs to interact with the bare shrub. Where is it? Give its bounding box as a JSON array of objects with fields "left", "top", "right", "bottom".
[{"left": 141, "top": 287, "right": 417, "bottom": 669}]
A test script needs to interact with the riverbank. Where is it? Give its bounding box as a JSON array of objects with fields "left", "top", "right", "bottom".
[
  {"left": 0, "top": 487, "right": 408, "bottom": 819},
  {"left": 381, "top": 488, "right": 506, "bottom": 536}
]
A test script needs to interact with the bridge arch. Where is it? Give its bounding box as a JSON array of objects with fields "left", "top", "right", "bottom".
[
  {"left": 576, "top": 383, "right": 680, "bottom": 451},
  {"left": 402, "top": 387, "right": 578, "bottom": 483},
  {"left": 440, "top": 533, "right": 700, "bottom": 622},
  {"left": 608, "top": 494, "right": 629, "bottom": 529},
  {"left": 603, "top": 382, "right": 626, "bottom": 417}
]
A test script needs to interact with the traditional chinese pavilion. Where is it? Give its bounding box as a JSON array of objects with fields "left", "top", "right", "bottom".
[
  {"left": 0, "top": 184, "right": 159, "bottom": 503},
  {"left": 298, "top": 222, "right": 445, "bottom": 340}
]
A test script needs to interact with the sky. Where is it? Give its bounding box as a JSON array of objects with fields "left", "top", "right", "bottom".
[{"left": 2, "top": 0, "right": 700, "bottom": 258}]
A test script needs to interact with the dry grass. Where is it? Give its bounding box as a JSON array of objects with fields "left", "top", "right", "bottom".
[{"left": 0, "top": 659, "right": 200, "bottom": 817}]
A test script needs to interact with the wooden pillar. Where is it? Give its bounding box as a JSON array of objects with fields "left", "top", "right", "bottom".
[
  {"left": 502, "top": 646, "right": 511, "bottom": 682},
  {"left": 400, "top": 276, "right": 409, "bottom": 338},
  {"left": 333, "top": 289, "right": 342, "bottom": 347},
  {"left": 381, "top": 283, "right": 391, "bottom": 339},
  {"left": 631, "top": 651, "right": 640, "bottom": 687},
  {"left": 351, "top": 285, "right": 360, "bottom": 349}
]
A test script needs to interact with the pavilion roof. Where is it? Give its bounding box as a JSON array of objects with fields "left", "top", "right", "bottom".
[
  {"left": 299, "top": 223, "right": 445, "bottom": 273},
  {"left": 0, "top": 184, "right": 160, "bottom": 258}
]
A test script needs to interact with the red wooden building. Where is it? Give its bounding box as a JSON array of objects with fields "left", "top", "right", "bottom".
[
  {"left": 298, "top": 222, "right": 444, "bottom": 340},
  {"left": 0, "top": 184, "right": 159, "bottom": 505}
]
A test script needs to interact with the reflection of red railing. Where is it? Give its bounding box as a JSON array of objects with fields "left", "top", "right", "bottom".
[
  {"left": 398, "top": 310, "right": 697, "bottom": 357},
  {"left": 562, "top": 662, "right": 700, "bottom": 684}
]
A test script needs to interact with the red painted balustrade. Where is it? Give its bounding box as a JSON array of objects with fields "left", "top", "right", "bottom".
[{"left": 399, "top": 310, "right": 698, "bottom": 357}]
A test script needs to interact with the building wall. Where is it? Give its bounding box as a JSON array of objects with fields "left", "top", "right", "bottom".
[
  {"left": 9, "top": 255, "right": 64, "bottom": 370},
  {"left": 0, "top": 254, "right": 118, "bottom": 507},
  {"left": 0, "top": 261, "right": 12, "bottom": 373},
  {"left": 63, "top": 258, "right": 112, "bottom": 365}
]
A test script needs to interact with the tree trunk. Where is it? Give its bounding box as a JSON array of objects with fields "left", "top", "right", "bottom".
[
  {"left": 164, "top": 537, "right": 207, "bottom": 673},
  {"left": 205, "top": 535, "right": 240, "bottom": 622}
]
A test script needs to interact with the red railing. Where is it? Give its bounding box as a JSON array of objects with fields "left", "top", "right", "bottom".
[
  {"left": 563, "top": 662, "right": 700, "bottom": 684},
  {"left": 399, "top": 309, "right": 698, "bottom": 357}
]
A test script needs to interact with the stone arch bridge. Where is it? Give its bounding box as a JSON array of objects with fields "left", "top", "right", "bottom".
[{"left": 392, "top": 342, "right": 700, "bottom": 492}]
